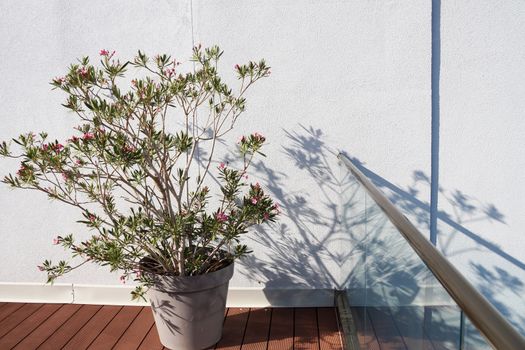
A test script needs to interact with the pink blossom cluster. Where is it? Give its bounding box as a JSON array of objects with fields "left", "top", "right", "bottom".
[
  {"left": 53, "top": 76, "right": 67, "bottom": 85},
  {"left": 216, "top": 211, "right": 229, "bottom": 223},
  {"left": 164, "top": 68, "right": 176, "bottom": 77},
  {"left": 68, "top": 136, "right": 79, "bottom": 143},
  {"left": 252, "top": 132, "right": 265, "bottom": 142},
  {"left": 53, "top": 143, "right": 64, "bottom": 153},
  {"left": 16, "top": 164, "right": 28, "bottom": 176},
  {"left": 41, "top": 143, "right": 64, "bottom": 154},
  {"left": 77, "top": 67, "right": 88, "bottom": 77},
  {"left": 122, "top": 145, "right": 136, "bottom": 153},
  {"left": 82, "top": 132, "right": 95, "bottom": 141},
  {"left": 99, "top": 49, "right": 116, "bottom": 58}
]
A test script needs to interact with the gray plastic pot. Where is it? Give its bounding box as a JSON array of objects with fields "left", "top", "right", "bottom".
[{"left": 147, "top": 262, "right": 234, "bottom": 350}]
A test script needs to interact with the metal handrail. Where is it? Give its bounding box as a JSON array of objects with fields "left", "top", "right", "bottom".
[{"left": 338, "top": 153, "right": 525, "bottom": 350}]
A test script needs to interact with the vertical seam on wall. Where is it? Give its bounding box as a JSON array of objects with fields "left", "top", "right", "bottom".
[
  {"left": 190, "top": 0, "right": 195, "bottom": 48},
  {"left": 430, "top": 0, "right": 441, "bottom": 246}
]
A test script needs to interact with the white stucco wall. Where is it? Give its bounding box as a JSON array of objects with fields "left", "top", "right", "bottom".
[
  {"left": 0, "top": 0, "right": 430, "bottom": 288},
  {"left": 1, "top": 0, "right": 523, "bottom": 333},
  {"left": 438, "top": 0, "right": 525, "bottom": 333}
]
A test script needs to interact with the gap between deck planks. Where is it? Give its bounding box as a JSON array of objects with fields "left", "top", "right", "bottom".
[{"left": 0, "top": 303, "right": 343, "bottom": 349}]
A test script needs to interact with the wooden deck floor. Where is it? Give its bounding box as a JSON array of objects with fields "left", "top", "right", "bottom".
[
  {"left": 351, "top": 306, "right": 463, "bottom": 350},
  {"left": 0, "top": 303, "right": 343, "bottom": 349}
]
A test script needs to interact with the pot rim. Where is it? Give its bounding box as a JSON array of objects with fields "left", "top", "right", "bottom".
[{"left": 146, "top": 260, "right": 235, "bottom": 293}]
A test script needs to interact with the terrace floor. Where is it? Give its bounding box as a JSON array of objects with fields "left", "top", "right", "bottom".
[
  {"left": 0, "top": 303, "right": 344, "bottom": 349},
  {"left": 351, "top": 306, "right": 464, "bottom": 350}
]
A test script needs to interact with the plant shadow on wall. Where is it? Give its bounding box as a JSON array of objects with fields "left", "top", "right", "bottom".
[
  {"left": 236, "top": 124, "right": 523, "bottom": 344},
  {"left": 238, "top": 125, "right": 348, "bottom": 296},
  {"left": 234, "top": 125, "right": 476, "bottom": 346}
]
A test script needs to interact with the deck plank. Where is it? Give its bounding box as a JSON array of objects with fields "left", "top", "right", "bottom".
[
  {"left": 391, "top": 306, "right": 435, "bottom": 350},
  {"left": 295, "top": 308, "right": 319, "bottom": 350},
  {"left": 367, "top": 306, "right": 407, "bottom": 350},
  {"left": 137, "top": 323, "right": 164, "bottom": 350},
  {"left": 0, "top": 303, "right": 62, "bottom": 349},
  {"left": 113, "top": 307, "right": 154, "bottom": 350},
  {"left": 351, "top": 307, "right": 381, "bottom": 350},
  {"left": 267, "top": 308, "right": 294, "bottom": 350},
  {"left": 241, "top": 308, "right": 272, "bottom": 350},
  {"left": 0, "top": 302, "right": 26, "bottom": 323},
  {"left": 62, "top": 305, "right": 122, "bottom": 350},
  {"left": 0, "top": 303, "right": 43, "bottom": 338},
  {"left": 87, "top": 305, "right": 142, "bottom": 349},
  {"left": 215, "top": 307, "right": 249, "bottom": 350},
  {"left": 13, "top": 304, "right": 82, "bottom": 349},
  {"left": 38, "top": 304, "right": 103, "bottom": 350},
  {"left": 318, "top": 307, "right": 342, "bottom": 350}
]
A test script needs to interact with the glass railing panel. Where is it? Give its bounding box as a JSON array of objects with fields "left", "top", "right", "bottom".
[
  {"left": 339, "top": 158, "right": 495, "bottom": 349},
  {"left": 463, "top": 316, "right": 492, "bottom": 350}
]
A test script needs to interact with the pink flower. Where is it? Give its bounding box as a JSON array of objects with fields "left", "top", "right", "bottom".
[
  {"left": 52, "top": 237, "right": 60, "bottom": 245},
  {"left": 53, "top": 143, "right": 64, "bottom": 153},
  {"left": 68, "top": 136, "right": 79, "bottom": 143},
  {"left": 88, "top": 214, "right": 96, "bottom": 223},
  {"left": 54, "top": 76, "right": 66, "bottom": 85},
  {"left": 61, "top": 172, "right": 69, "bottom": 181},
  {"left": 16, "top": 165, "right": 27, "bottom": 176},
  {"left": 99, "top": 49, "right": 110, "bottom": 56},
  {"left": 123, "top": 145, "right": 135, "bottom": 153},
  {"left": 219, "top": 162, "right": 226, "bottom": 170},
  {"left": 77, "top": 67, "right": 88, "bottom": 77},
  {"left": 42, "top": 144, "right": 49, "bottom": 151},
  {"left": 37, "top": 265, "right": 45, "bottom": 271},
  {"left": 82, "top": 132, "right": 95, "bottom": 141},
  {"left": 237, "top": 136, "right": 246, "bottom": 144},
  {"left": 273, "top": 203, "right": 281, "bottom": 213},
  {"left": 252, "top": 132, "right": 265, "bottom": 142},
  {"left": 251, "top": 197, "right": 258, "bottom": 205},
  {"left": 263, "top": 213, "right": 270, "bottom": 221},
  {"left": 164, "top": 68, "right": 176, "bottom": 77},
  {"left": 216, "top": 211, "right": 229, "bottom": 223},
  {"left": 75, "top": 159, "right": 82, "bottom": 165}
]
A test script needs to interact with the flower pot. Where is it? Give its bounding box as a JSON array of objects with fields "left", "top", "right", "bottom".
[{"left": 146, "top": 262, "right": 234, "bottom": 350}]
